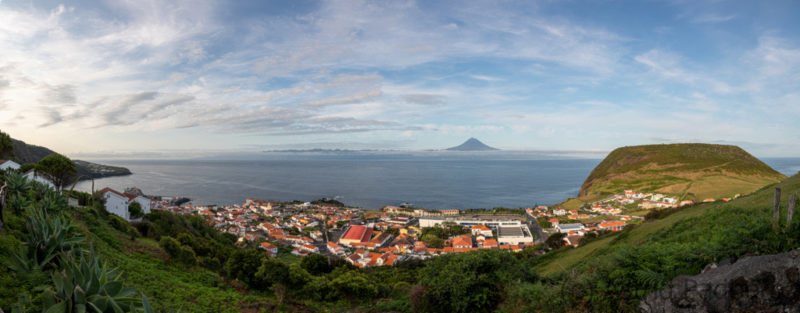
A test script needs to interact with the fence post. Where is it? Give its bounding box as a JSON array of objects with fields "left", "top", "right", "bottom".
[
  {"left": 773, "top": 187, "right": 781, "bottom": 230},
  {"left": 787, "top": 193, "right": 796, "bottom": 231}
]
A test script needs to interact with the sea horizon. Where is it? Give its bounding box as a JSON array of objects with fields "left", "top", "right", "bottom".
[{"left": 72, "top": 154, "right": 800, "bottom": 210}]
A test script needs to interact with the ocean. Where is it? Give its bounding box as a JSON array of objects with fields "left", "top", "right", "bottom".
[{"left": 71, "top": 155, "right": 800, "bottom": 210}]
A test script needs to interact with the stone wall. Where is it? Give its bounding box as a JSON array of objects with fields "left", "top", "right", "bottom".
[{"left": 639, "top": 248, "right": 800, "bottom": 313}]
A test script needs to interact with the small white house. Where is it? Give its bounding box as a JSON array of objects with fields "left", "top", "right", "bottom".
[
  {"left": 23, "top": 170, "right": 56, "bottom": 189},
  {"left": 125, "top": 194, "right": 152, "bottom": 215},
  {"left": 0, "top": 160, "right": 20, "bottom": 171},
  {"left": 100, "top": 187, "right": 131, "bottom": 220}
]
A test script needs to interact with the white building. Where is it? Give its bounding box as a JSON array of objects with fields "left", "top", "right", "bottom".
[
  {"left": 552, "top": 209, "right": 567, "bottom": 216},
  {"left": 100, "top": 187, "right": 131, "bottom": 220},
  {"left": 0, "top": 160, "right": 20, "bottom": 171},
  {"left": 124, "top": 194, "right": 152, "bottom": 215},
  {"left": 418, "top": 215, "right": 523, "bottom": 228},
  {"left": 497, "top": 225, "right": 535, "bottom": 245},
  {"left": 556, "top": 223, "right": 585, "bottom": 234},
  {"left": 23, "top": 170, "right": 55, "bottom": 189},
  {"left": 98, "top": 187, "right": 153, "bottom": 221}
]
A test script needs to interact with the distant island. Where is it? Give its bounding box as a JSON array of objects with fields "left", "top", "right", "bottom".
[{"left": 446, "top": 137, "right": 499, "bottom": 151}]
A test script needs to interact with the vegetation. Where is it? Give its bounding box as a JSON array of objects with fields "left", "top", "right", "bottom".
[
  {"left": 128, "top": 202, "right": 143, "bottom": 220},
  {"left": 0, "top": 130, "right": 13, "bottom": 160},
  {"left": 525, "top": 172, "right": 800, "bottom": 312},
  {"left": 578, "top": 143, "right": 785, "bottom": 201},
  {"left": 3, "top": 150, "right": 800, "bottom": 312},
  {"left": 35, "top": 154, "right": 77, "bottom": 192}
]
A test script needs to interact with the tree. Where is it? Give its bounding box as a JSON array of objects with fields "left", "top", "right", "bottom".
[
  {"left": 128, "top": 201, "right": 143, "bottom": 219},
  {"left": 300, "top": 254, "right": 331, "bottom": 276},
  {"left": 422, "top": 234, "right": 444, "bottom": 249},
  {"left": 0, "top": 130, "right": 13, "bottom": 160},
  {"left": 545, "top": 232, "right": 567, "bottom": 250},
  {"left": 35, "top": 154, "right": 76, "bottom": 192},
  {"left": 416, "top": 250, "right": 537, "bottom": 313},
  {"left": 226, "top": 249, "right": 268, "bottom": 289}
]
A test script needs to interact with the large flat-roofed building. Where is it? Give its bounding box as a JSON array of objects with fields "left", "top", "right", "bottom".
[
  {"left": 419, "top": 215, "right": 524, "bottom": 228},
  {"left": 497, "top": 225, "right": 534, "bottom": 245},
  {"left": 338, "top": 224, "right": 373, "bottom": 246}
]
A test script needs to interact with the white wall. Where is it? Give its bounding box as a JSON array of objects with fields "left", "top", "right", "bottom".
[
  {"left": 132, "top": 196, "right": 152, "bottom": 214},
  {"left": 104, "top": 192, "right": 130, "bottom": 220},
  {"left": 24, "top": 172, "right": 56, "bottom": 189}
]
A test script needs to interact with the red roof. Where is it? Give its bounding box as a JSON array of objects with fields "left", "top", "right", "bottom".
[
  {"left": 99, "top": 187, "right": 126, "bottom": 198},
  {"left": 340, "top": 225, "right": 373, "bottom": 242}
]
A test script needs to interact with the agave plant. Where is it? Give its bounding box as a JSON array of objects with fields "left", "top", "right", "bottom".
[
  {"left": 32, "top": 180, "right": 55, "bottom": 199},
  {"left": 44, "top": 249, "right": 144, "bottom": 313},
  {"left": 8, "top": 193, "right": 32, "bottom": 214},
  {"left": 5, "top": 172, "right": 31, "bottom": 198},
  {"left": 40, "top": 189, "right": 69, "bottom": 212},
  {"left": 24, "top": 207, "right": 84, "bottom": 270}
]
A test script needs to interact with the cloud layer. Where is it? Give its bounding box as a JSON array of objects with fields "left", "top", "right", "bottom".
[{"left": 0, "top": 0, "right": 799, "bottom": 156}]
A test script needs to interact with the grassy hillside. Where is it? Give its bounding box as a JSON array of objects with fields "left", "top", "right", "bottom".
[
  {"left": 578, "top": 143, "right": 785, "bottom": 201},
  {"left": 518, "top": 172, "right": 800, "bottom": 311}
]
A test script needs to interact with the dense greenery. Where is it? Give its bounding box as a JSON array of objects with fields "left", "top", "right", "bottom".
[{"left": 0, "top": 171, "right": 153, "bottom": 312}]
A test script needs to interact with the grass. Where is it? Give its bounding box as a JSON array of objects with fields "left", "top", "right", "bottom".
[
  {"left": 536, "top": 173, "right": 796, "bottom": 277},
  {"left": 580, "top": 143, "right": 785, "bottom": 199},
  {"left": 70, "top": 208, "right": 270, "bottom": 313}
]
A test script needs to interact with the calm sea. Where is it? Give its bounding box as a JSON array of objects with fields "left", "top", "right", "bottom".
[{"left": 72, "top": 155, "right": 800, "bottom": 210}]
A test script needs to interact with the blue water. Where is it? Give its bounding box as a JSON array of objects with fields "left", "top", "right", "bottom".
[{"left": 71, "top": 155, "right": 800, "bottom": 210}]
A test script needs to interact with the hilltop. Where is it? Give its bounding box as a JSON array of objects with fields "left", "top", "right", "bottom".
[
  {"left": 446, "top": 137, "right": 499, "bottom": 151},
  {"left": 10, "top": 137, "right": 131, "bottom": 180},
  {"left": 577, "top": 143, "right": 785, "bottom": 202}
]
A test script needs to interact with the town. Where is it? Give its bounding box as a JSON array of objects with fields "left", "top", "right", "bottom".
[{"left": 92, "top": 182, "right": 742, "bottom": 268}]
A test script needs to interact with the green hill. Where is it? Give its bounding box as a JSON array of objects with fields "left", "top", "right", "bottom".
[
  {"left": 524, "top": 172, "right": 800, "bottom": 311},
  {"left": 10, "top": 137, "right": 131, "bottom": 180},
  {"left": 578, "top": 143, "right": 785, "bottom": 201}
]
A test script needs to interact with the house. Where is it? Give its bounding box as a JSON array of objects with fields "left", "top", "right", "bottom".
[
  {"left": 123, "top": 193, "right": 152, "bottom": 215},
  {"left": 556, "top": 223, "right": 585, "bottom": 234},
  {"left": 564, "top": 235, "right": 583, "bottom": 247},
  {"left": 452, "top": 235, "right": 473, "bottom": 248},
  {"left": 259, "top": 242, "right": 278, "bottom": 257},
  {"left": 23, "top": 170, "right": 55, "bottom": 189},
  {"left": 0, "top": 160, "right": 20, "bottom": 171},
  {"left": 327, "top": 241, "right": 346, "bottom": 255},
  {"left": 471, "top": 225, "right": 493, "bottom": 237},
  {"left": 598, "top": 220, "right": 626, "bottom": 232},
  {"left": 100, "top": 187, "right": 132, "bottom": 220},
  {"left": 481, "top": 238, "right": 499, "bottom": 248},
  {"left": 441, "top": 209, "right": 459, "bottom": 215},
  {"left": 552, "top": 209, "right": 567, "bottom": 216}
]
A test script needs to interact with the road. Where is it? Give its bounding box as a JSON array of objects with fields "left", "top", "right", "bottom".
[{"left": 524, "top": 214, "right": 547, "bottom": 244}]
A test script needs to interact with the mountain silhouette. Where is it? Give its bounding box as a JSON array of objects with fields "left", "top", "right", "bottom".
[{"left": 446, "top": 138, "right": 499, "bottom": 151}]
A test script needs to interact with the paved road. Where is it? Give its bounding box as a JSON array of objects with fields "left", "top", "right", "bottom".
[{"left": 524, "top": 214, "right": 547, "bottom": 244}]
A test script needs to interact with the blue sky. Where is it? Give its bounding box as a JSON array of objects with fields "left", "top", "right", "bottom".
[{"left": 0, "top": 0, "right": 798, "bottom": 157}]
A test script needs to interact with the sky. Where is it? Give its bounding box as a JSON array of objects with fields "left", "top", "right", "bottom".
[{"left": 0, "top": 0, "right": 799, "bottom": 158}]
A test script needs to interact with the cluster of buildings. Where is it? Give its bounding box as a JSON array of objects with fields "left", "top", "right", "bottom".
[
  {"left": 0, "top": 159, "right": 56, "bottom": 189},
  {"left": 99, "top": 187, "right": 153, "bottom": 220},
  {"left": 331, "top": 213, "right": 535, "bottom": 268}
]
